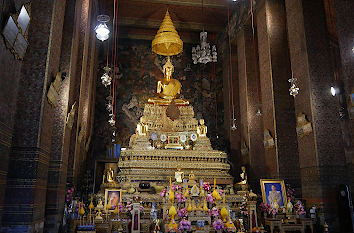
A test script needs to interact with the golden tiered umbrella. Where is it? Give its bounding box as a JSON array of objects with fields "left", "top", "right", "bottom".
[{"left": 152, "top": 10, "right": 183, "bottom": 56}]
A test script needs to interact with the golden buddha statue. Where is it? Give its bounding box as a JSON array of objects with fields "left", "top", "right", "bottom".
[
  {"left": 148, "top": 57, "right": 189, "bottom": 105},
  {"left": 197, "top": 119, "right": 207, "bottom": 137},
  {"left": 136, "top": 119, "right": 148, "bottom": 136},
  {"left": 237, "top": 166, "right": 247, "bottom": 185},
  {"left": 174, "top": 165, "right": 184, "bottom": 183},
  {"left": 188, "top": 171, "right": 197, "bottom": 187},
  {"left": 103, "top": 167, "right": 116, "bottom": 183},
  {"left": 148, "top": 10, "right": 188, "bottom": 106}
]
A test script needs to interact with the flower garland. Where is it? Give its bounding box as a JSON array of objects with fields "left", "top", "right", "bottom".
[
  {"left": 239, "top": 198, "right": 248, "bottom": 216},
  {"left": 286, "top": 184, "right": 296, "bottom": 202}
]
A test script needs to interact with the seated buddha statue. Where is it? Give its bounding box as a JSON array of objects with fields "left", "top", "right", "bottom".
[
  {"left": 197, "top": 119, "right": 207, "bottom": 137},
  {"left": 103, "top": 167, "right": 116, "bottom": 184},
  {"left": 148, "top": 57, "right": 189, "bottom": 105},
  {"left": 136, "top": 119, "right": 148, "bottom": 136}
]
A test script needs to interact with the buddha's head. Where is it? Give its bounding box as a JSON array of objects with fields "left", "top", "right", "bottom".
[
  {"left": 199, "top": 119, "right": 205, "bottom": 125},
  {"left": 163, "top": 57, "right": 174, "bottom": 80}
]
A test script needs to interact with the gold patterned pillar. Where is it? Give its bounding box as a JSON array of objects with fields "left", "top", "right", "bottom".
[
  {"left": 237, "top": 27, "right": 265, "bottom": 186},
  {"left": 256, "top": 0, "right": 301, "bottom": 189},
  {"left": 285, "top": 0, "right": 348, "bottom": 230},
  {"left": 1, "top": 0, "right": 67, "bottom": 231}
]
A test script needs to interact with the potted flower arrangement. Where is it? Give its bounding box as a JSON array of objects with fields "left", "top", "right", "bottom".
[
  {"left": 259, "top": 202, "right": 278, "bottom": 218},
  {"left": 294, "top": 200, "right": 306, "bottom": 218}
]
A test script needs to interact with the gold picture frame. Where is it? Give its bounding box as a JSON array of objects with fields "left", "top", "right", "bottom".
[
  {"left": 104, "top": 189, "right": 122, "bottom": 211},
  {"left": 260, "top": 179, "right": 287, "bottom": 207}
]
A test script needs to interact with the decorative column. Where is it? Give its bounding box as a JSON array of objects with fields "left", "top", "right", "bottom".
[
  {"left": 0, "top": 9, "right": 23, "bottom": 224},
  {"left": 131, "top": 203, "right": 141, "bottom": 233},
  {"left": 237, "top": 27, "right": 265, "bottom": 187},
  {"left": 256, "top": 0, "right": 301, "bottom": 190},
  {"left": 285, "top": 0, "right": 348, "bottom": 230},
  {"left": 247, "top": 200, "right": 258, "bottom": 231},
  {"left": 65, "top": 0, "right": 92, "bottom": 184},
  {"left": 44, "top": 0, "right": 77, "bottom": 231},
  {"left": 333, "top": 0, "right": 354, "bottom": 190},
  {"left": 1, "top": 0, "right": 66, "bottom": 232},
  {"left": 72, "top": 0, "right": 96, "bottom": 186},
  {"left": 221, "top": 42, "right": 241, "bottom": 177}
]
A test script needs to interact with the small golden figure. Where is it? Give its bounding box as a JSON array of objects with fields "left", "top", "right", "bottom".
[
  {"left": 136, "top": 119, "right": 148, "bottom": 136},
  {"left": 188, "top": 171, "right": 197, "bottom": 186},
  {"left": 174, "top": 165, "right": 184, "bottom": 183},
  {"left": 286, "top": 198, "right": 293, "bottom": 213},
  {"left": 237, "top": 166, "right": 247, "bottom": 185},
  {"left": 153, "top": 219, "right": 161, "bottom": 233},
  {"left": 103, "top": 167, "right": 116, "bottom": 183},
  {"left": 197, "top": 119, "right": 207, "bottom": 137}
]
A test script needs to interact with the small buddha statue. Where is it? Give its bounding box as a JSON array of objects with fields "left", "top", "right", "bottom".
[
  {"left": 287, "top": 198, "right": 293, "bottom": 214},
  {"left": 153, "top": 219, "right": 161, "bottom": 233},
  {"left": 136, "top": 119, "right": 148, "bottom": 136},
  {"left": 174, "top": 165, "right": 184, "bottom": 183},
  {"left": 188, "top": 171, "right": 197, "bottom": 186},
  {"left": 103, "top": 167, "right": 116, "bottom": 183},
  {"left": 148, "top": 57, "right": 189, "bottom": 105},
  {"left": 95, "top": 210, "right": 103, "bottom": 220},
  {"left": 197, "top": 119, "right": 207, "bottom": 137},
  {"left": 237, "top": 166, "right": 247, "bottom": 185}
]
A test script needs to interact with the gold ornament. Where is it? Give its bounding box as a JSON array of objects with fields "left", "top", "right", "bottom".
[
  {"left": 168, "top": 177, "right": 175, "bottom": 203},
  {"left": 212, "top": 178, "right": 221, "bottom": 200},
  {"left": 169, "top": 204, "right": 177, "bottom": 219},
  {"left": 113, "top": 205, "right": 119, "bottom": 215},
  {"left": 203, "top": 199, "right": 208, "bottom": 212},
  {"left": 152, "top": 10, "right": 183, "bottom": 56},
  {"left": 220, "top": 195, "right": 228, "bottom": 222},
  {"left": 79, "top": 202, "right": 85, "bottom": 216},
  {"left": 187, "top": 197, "right": 193, "bottom": 212}
]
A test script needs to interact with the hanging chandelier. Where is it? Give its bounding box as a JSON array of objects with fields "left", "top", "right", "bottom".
[
  {"left": 192, "top": 0, "right": 217, "bottom": 64},
  {"left": 106, "top": 96, "right": 113, "bottom": 112},
  {"left": 192, "top": 32, "right": 217, "bottom": 64},
  {"left": 288, "top": 71, "right": 299, "bottom": 97},
  {"left": 101, "top": 66, "right": 111, "bottom": 87},
  {"left": 108, "top": 113, "right": 115, "bottom": 126}
]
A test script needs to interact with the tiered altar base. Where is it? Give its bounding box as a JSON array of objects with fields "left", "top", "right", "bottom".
[{"left": 117, "top": 149, "right": 233, "bottom": 186}]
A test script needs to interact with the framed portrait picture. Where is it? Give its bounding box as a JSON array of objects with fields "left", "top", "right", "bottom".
[
  {"left": 260, "top": 179, "right": 287, "bottom": 207},
  {"left": 104, "top": 189, "right": 122, "bottom": 211}
]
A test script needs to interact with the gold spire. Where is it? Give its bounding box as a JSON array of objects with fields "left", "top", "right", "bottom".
[{"left": 152, "top": 10, "right": 183, "bottom": 56}]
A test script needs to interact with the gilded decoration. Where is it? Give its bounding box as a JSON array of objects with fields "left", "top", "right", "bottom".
[
  {"left": 296, "top": 113, "right": 312, "bottom": 138},
  {"left": 264, "top": 130, "right": 275, "bottom": 149},
  {"left": 111, "top": 11, "right": 232, "bottom": 190}
]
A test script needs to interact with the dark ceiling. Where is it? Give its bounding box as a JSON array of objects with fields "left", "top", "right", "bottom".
[{"left": 100, "top": 0, "right": 233, "bottom": 43}]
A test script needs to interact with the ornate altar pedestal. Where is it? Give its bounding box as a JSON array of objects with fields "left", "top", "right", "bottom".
[{"left": 116, "top": 103, "right": 233, "bottom": 188}]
